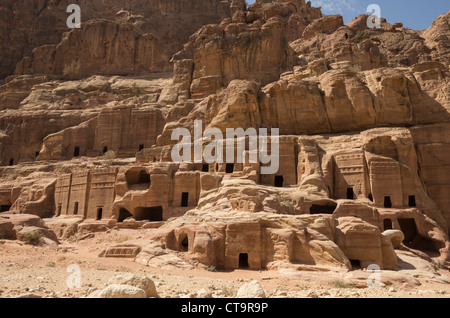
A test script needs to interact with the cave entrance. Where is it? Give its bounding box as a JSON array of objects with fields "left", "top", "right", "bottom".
[
  {"left": 73, "top": 202, "right": 79, "bottom": 215},
  {"left": 310, "top": 204, "right": 337, "bottom": 215},
  {"left": 239, "top": 253, "right": 249, "bottom": 269},
  {"left": 347, "top": 188, "right": 354, "bottom": 200},
  {"left": 408, "top": 195, "right": 416, "bottom": 207},
  {"left": 202, "top": 164, "right": 209, "bottom": 172},
  {"left": 9, "top": 158, "right": 14, "bottom": 166},
  {"left": 274, "top": 175, "right": 284, "bottom": 188},
  {"left": 368, "top": 193, "right": 373, "bottom": 202},
  {"left": 181, "top": 236, "right": 189, "bottom": 251},
  {"left": 0, "top": 205, "right": 11, "bottom": 212},
  {"left": 350, "top": 260, "right": 361, "bottom": 270},
  {"left": 73, "top": 146, "right": 80, "bottom": 157},
  {"left": 226, "top": 163, "right": 234, "bottom": 174},
  {"left": 139, "top": 144, "right": 144, "bottom": 151},
  {"left": 398, "top": 218, "right": 417, "bottom": 246},
  {"left": 384, "top": 196, "right": 392, "bottom": 208},
  {"left": 103, "top": 146, "right": 108, "bottom": 154},
  {"left": 97, "top": 208, "right": 103, "bottom": 220},
  {"left": 134, "top": 206, "right": 163, "bottom": 221},
  {"left": 383, "top": 218, "right": 393, "bottom": 231},
  {"left": 181, "top": 192, "right": 189, "bottom": 207},
  {"left": 126, "top": 169, "right": 151, "bottom": 190},
  {"left": 118, "top": 208, "right": 133, "bottom": 222}
]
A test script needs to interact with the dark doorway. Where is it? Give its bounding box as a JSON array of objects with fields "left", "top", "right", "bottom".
[
  {"left": 347, "top": 188, "right": 354, "bottom": 200},
  {"left": 134, "top": 206, "right": 163, "bottom": 221},
  {"left": 73, "top": 202, "right": 79, "bottom": 215},
  {"left": 74, "top": 146, "right": 80, "bottom": 157},
  {"left": 274, "top": 176, "right": 284, "bottom": 188},
  {"left": 181, "top": 236, "right": 189, "bottom": 251},
  {"left": 384, "top": 196, "right": 392, "bottom": 208},
  {"left": 408, "top": 195, "right": 416, "bottom": 207},
  {"left": 138, "top": 170, "right": 150, "bottom": 184},
  {"left": 35, "top": 151, "right": 40, "bottom": 158},
  {"left": 126, "top": 169, "right": 151, "bottom": 190},
  {"left": 0, "top": 205, "right": 11, "bottom": 212},
  {"left": 118, "top": 208, "right": 133, "bottom": 222},
  {"left": 97, "top": 208, "right": 103, "bottom": 220},
  {"left": 310, "top": 204, "right": 337, "bottom": 215},
  {"left": 239, "top": 253, "right": 249, "bottom": 269},
  {"left": 9, "top": 158, "right": 14, "bottom": 166},
  {"left": 383, "top": 218, "right": 393, "bottom": 231},
  {"left": 368, "top": 193, "right": 373, "bottom": 202},
  {"left": 398, "top": 218, "right": 417, "bottom": 246},
  {"left": 226, "top": 163, "right": 234, "bottom": 174},
  {"left": 139, "top": 144, "right": 144, "bottom": 151},
  {"left": 181, "top": 192, "right": 189, "bottom": 207},
  {"left": 350, "top": 260, "right": 361, "bottom": 270},
  {"left": 216, "top": 163, "right": 219, "bottom": 172},
  {"left": 202, "top": 164, "right": 209, "bottom": 172},
  {"left": 103, "top": 146, "right": 108, "bottom": 154}
]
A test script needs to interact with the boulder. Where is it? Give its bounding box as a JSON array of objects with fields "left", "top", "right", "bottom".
[
  {"left": 383, "top": 230, "right": 405, "bottom": 249},
  {"left": 107, "top": 273, "right": 158, "bottom": 298},
  {"left": 98, "top": 284, "right": 147, "bottom": 299},
  {"left": 16, "top": 226, "right": 59, "bottom": 245},
  {"left": 236, "top": 280, "right": 266, "bottom": 298},
  {"left": 0, "top": 218, "right": 16, "bottom": 239},
  {"left": 197, "top": 288, "right": 213, "bottom": 298}
]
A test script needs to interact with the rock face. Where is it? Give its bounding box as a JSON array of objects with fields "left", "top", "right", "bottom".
[
  {"left": 0, "top": 1, "right": 449, "bottom": 271},
  {"left": 1, "top": 0, "right": 236, "bottom": 79},
  {"left": 334, "top": 217, "right": 398, "bottom": 269},
  {"left": 0, "top": 218, "right": 16, "bottom": 239},
  {"left": 0, "top": 214, "right": 59, "bottom": 244}
]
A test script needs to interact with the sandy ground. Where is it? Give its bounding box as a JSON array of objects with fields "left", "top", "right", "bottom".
[{"left": 0, "top": 228, "right": 449, "bottom": 299}]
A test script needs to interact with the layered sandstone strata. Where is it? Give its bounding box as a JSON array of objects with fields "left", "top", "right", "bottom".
[{"left": 0, "top": 1, "right": 449, "bottom": 271}]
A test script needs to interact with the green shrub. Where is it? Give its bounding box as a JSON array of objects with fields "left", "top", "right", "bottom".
[
  {"left": 354, "top": 30, "right": 369, "bottom": 42},
  {"left": 103, "top": 150, "right": 116, "bottom": 160},
  {"left": 205, "top": 265, "right": 217, "bottom": 272},
  {"left": 333, "top": 281, "right": 356, "bottom": 289},
  {"left": 22, "top": 230, "right": 43, "bottom": 245},
  {"left": 63, "top": 60, "right": 81, "bottom": 77}
]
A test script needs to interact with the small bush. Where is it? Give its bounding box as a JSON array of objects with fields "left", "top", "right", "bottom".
[
  {"left": 63, "top": 60, "right": 81, "bottom": 77},
  {"left": 432, "top": 260, "right": 443, "bottom": 269},
  {"left": 221, "top": 286, "right": 236, "bottom": 297},
  {"left": 354, "top": 30, "right": 369, "bottom": 42},
  {"left": 333, "top": 281, "right": 356, "bottom": 289},
  {"left": 205, "top": 265, "right": 217, "bottom": 272},
  {"left": 103, "top": 150, "right": 116, "bottom": 160},
  {"left": 22, "top": 230, "right": 43, "bottom": 245},
  {"left": 281, "top": 200, "right": 294, "bottom": 208}
]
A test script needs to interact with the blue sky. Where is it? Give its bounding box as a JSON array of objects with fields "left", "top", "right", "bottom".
[{"left": 247, "top": 0, "right": 449, "bottom": 30}]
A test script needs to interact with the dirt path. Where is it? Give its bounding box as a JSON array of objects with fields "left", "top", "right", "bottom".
[{"left": 0, "top": 229, "right": 449, "bottom": 298}]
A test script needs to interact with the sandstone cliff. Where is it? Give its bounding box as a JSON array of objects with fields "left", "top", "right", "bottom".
[{"left": 1, "top": 1, "right": 450, "bottom": 272}]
